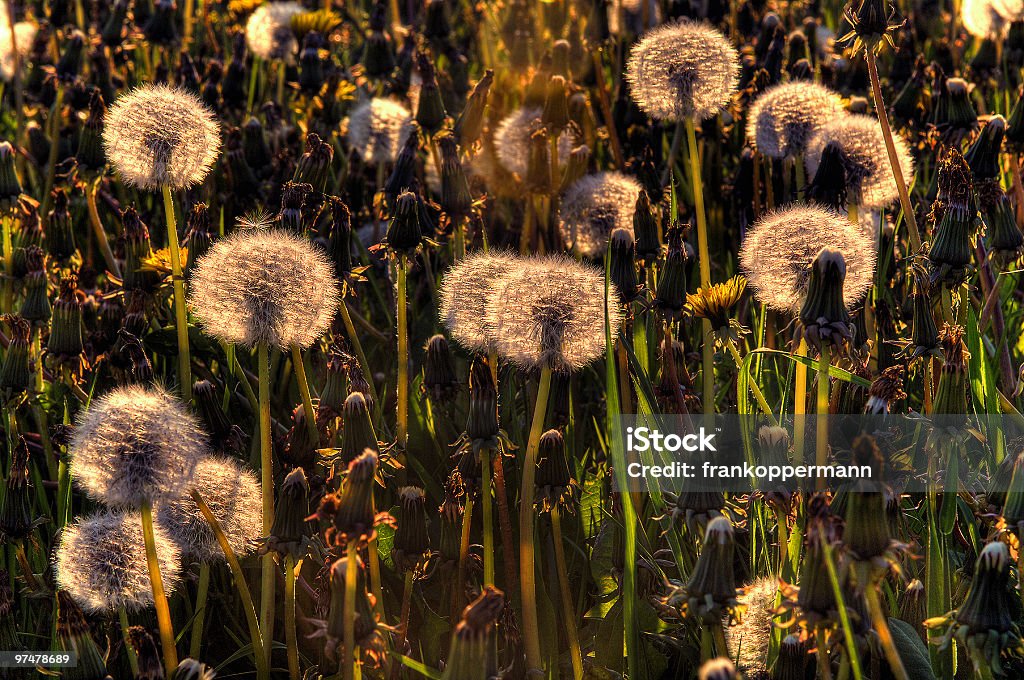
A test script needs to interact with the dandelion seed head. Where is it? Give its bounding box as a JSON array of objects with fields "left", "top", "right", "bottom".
[
  {"left": 70, "top": 385, "right": 209, "bottom": 507},
  {"left": 805, "top": 114, "right": 915, "bottom": 209},
  {"left": 723, "top": 577, "right": 777, "bottom": 674},
  {"left": 963, "top": 0, "right": 1008, "bottom": 37},
  {"left": 746, "top": 82, "right": 846, "bottom": 159},
  {"left": 625, "top": 21, "right": 739, "bottom": 122},
  {"left": 103, "top": 84, "right": 221, "bottom": 190},
  {"left": 608, "top": 0, "right": 662, "bottom": 36},
  {"left": 0, "top": 18, "right": 35, "bottom": 82},
  {"left": 739, "top": 205, "right": 876, "bottom": 313},
  {"left": 245, "top": 1, "right": 302, "bottom": 60},
  {"left": 493, "top": 107, "right": 575, "bottom": 179},
  {"left": 559, "top": 172, "right": 643, "bottom": 257},
  {"left": 484, "top": 255, "right": 622, "bottom": 371},
  {"left": 345, "top": 97, "right": 415, "bottom": 166},
  {"left": 439, "top": 251, "right": 517, "bottom": 353},
  {"left": 993, "top": 0, "right": 1024, "bottom": 19},
  {"left": 190, "top": 229, "right": 341, "bottom": 349},
  {"left": 55, "top": 509, "right": 181, "bottom": 613}
]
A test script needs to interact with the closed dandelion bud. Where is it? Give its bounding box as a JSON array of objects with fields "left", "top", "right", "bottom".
[
  {"left": 101, "top": 0, "right": 129, "bottom": 46},
  {"left": 324, "top": 554, "right": 379, "bottom": 658},
  {"left": 314, "top": 449, "right": 380, "bottom": 546},
  {"left": 341, "top": 392, "right": 378, "bottom": 464},
  {"left": 185, "top": 203, "right": 213, "bottom": 273},
  {"left": 48, "top": 274, "right": 84, "bottom": 361},
  {"left": 76, "top": 91, "right": 106, "bottom": 174},
  {"left": 466, "top": 357, "right": 499, "bottom": 444},
  {"left": 774, "top": 634, "right": 808, "bottom": 680},
  {"left": 423, "top": 334, "right": 458, "bottom": 404},
  {"left": 242, "top": 118, "right": 271, "bottom": 174},
  {"left": 442, "top": 586, "right": 504, "bottom": 680},
  {"left": 393, "top": 486, "right": 430, "bottom": 573},
  {"left": 382, "top": 127, "right": 420, "bottom": 206},
  {"left": 55, "top": 29, "right": 84, "bottom": 82},
  {"left": 201, "top": 60, "right": 222, "bottom": 110},
  {"left": 292, "top": 133, "right": 333, "bottom": 193},
  {"left": 415, "top": 53, "right": 448, "bottom": 134},
  {"left": 177, "top": 52, "right": 201, "bottom": 93},
  {"left": 982, "top": 187, "right": 1024, "bottom": 260},
  {"left": 55, "top": 591, "right": 110, "bottom": 678},
  {"left": 542, "top": 75, "right": 570, "bottom": 134},
  {"left": 535, "top": 429, "right": 572, "bottom": 511},
  {"left": 126, "top": 626, "right": 163, "bottom": 680},
  {"left": 933, "top": 325, "right": 970, "bottom": 415},
  {"left": 805, "top": 141, "right": 849, "bottom": 213},
  {"left": 0, "top": 436, "right": 34, "bottom": 542},
  {"left": 224, "top": 127, "right": 258, "bottom": 195},
  {"left": 362, "top": 3, "right": 394, "bottom": 78},
  {"left": 265, "top": 467, "right": 310, "bottom": 557},
  {"left": 633, "top": 189, "right": 661, "bottom": 262},
  {"left": 0, "top": 142, "right": 21, "bottom": 213},
  {"left": 0, "top": 315, "right": 30, "bottom": 400},
  {"left": 908, "top": 285, "right": 940, "bottom": 361},
  {"left": 19, "top": 247, "right": 50, "bottom": 325},
  {"left": 298, "top": 32, "right": 325, "bottom": 93},
  {"left": 668, "top": 516, "right": 739, "bottom": 622},
  {"left": 278, "top": 181, "right": 311, "bottom": 233},
  {"left": 192, "top": 380, "right": 243, "bottom": 454},
  {"left": 385, "top": 191, "right": 424, "bottom": 252},
  {"left": 525, "top": 129, "right": 552, "bottom": 194},
  {"left": 655, "top": 225, "right": 690, "bottom": 318},
  {"left": 120, "top": 206, "right": 160, "bottom": 292},
  {"left": 559, "top": 144, "right": 590, "bottom": 193},
  {"left": 799, "top": 249, "right": 852, "bottom": 350},
  {"left": 26, "top": 122, "right": 49, "bottom": 170},
  {"left": 928, "top": 203, "right": 976, "bottom": 285},
  {"left": 964, "top": 115, "right": 1006, "bottom": 182},
  {"left": 438, "top": 492, "right": 463, "bottom": 566},
  {"left": 439, "top": 132, "right": 473, "bottom": 217},
  {"left": 931, "top": 76, "right": 979, "bottom": 142},
  {"left": 424, "top": 0, "right": 452, "bottom": 44},
  {"left": 223, "top": 33, "right": 248, "bottom": 106},
  {"left": 144, "top": 0, "right": 178, "bottom": 45},
  {"left": 699, "top": 658, "right": 738, "bottom": 680},
  {"left": 454, "top": 70, "right": 493, "bottom": 148},
  {"left": 610, "top": 228, "right": 642, "bottom": 304},
  {"left": 284, "top": 403, "right": 319, "bottom": 468},
  {"left": 954, "top": 542, "right": 1016, "bottom": 638},
  {"left": 843, "top": 478, "right": 891, "bottom": 563},
  {"left": 319, "top": 349, "right": 348, "bottom": 419}
]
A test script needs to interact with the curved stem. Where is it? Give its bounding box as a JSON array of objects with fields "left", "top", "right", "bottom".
[
  {"left": 551, "top": 505, "right": 583, "bottom": 680},
  {"left": 338, "top": 301, "right": 380, "bottom": 410},
  {"left": 396, "top": 254, "right": 409, "bottom": 447},
  {"left": 162, "top": 185, "right": 192, "bottom": 403},
  {"left": 257, "top": 342, "right": 276, "bottom": 653},
  {"left": 864, "top": 583, "right": 909, "bottom": 680},
  {"left": 291, "top": 344, "right": 319, "bottom": 443},
  {"left": 343, "top": 542, "right": 358, "bottom": 680},
  {"left": 189, "top": 562, "right": 210, "bottom": 660},
  {"left": 726, "top": 340, "right": 778, "bottom": 425},
  {"left": 285, "top": 554, "right": 300, "bottom": 680},
  {"left": 519, "top": 365, "right": 553, "bottom": 674},
  {"left": 119, "top": 608, "right": 140, "bottom": 677},
  {"left": 140, "top": 500, "right": 178, "bottom": 674},
  {"left": 86, "top": 177, "right": 121, "bottom": 277}
]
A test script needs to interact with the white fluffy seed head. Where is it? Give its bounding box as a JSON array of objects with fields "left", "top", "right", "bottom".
[
  {"left": 724, "top": 577, "right": 777, "bottom": 673},
  {"left": 439, "top": 251, "right": 517, "bottom": 353},
  {"left": 102, "top": 84, "right": 221, "bottom": 191},
  {"left": 190, "top": 229, "right": 341, "bottom": 349},
  {"left": 493, "top": 107, "right": 575, "bottom": 179},
  {"left": 245, "top": 1, "right": 303, "bottom": 61},
  {"left": 804, "top": 114, "right": 915, "bottom": 210},
  {"left": 0, "top": 17, "right": 35, "bottom": 82},
  {"left": 963, "top": 0, "right": 1008, "bottom": 37},
  {"left": 559, "top": 172, "right": 643, "bottom": 257},
  {"left": 55, "top": 509, "right": 181, "bottom": 614},
  {"left": 739, "top": 205, "right": 876, "bottom": 313},
  {"left": 993, "top": 0, "right": 1024, "bottom": 19},
  {"left": 484, "top": 255, "right": 622, "bottom": 372},
  {"left": 156, "top": 456, "right": 263, "bottom": 563},
  {"left": 746, "top": 82, "right": 847, "bottom": 159},
  {"left": 345, "top": 97, "right": 415, "bottom": 166},
  {"left": 70, "top": 385, "right": 210, "bottom": 507},
  {"left": 626, "top": 21, "right": 740, "bottom": 122}
]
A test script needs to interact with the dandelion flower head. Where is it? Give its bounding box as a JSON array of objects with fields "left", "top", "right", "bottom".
[
  {"left": 963, "top": 0, "right": 1008, "bottom": 37},
  {"left": 439, "top": 250, "right": 517, "bottom": 353},
  {"left": 345, "top": 97, "right": 415, "bottom": 166},
  {"left": 559, "top": 172, "right": 643, "bottom": 258},
  {"left": 746, "top": 82, "right": 847, "bottom": 159},
  {"left": 245, "top": 1, "right": 303, "bottom": 60},
  {"left": 493, "top": 107, "right": 575, "bottom": 179}
]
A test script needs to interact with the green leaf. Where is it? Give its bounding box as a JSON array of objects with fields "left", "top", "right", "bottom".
[{"left": 888, "top": 619, "right": 936, "bottom": 680}]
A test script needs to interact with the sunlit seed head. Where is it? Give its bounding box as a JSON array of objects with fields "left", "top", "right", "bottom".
[
  {"left": 559, "top": 172, "right": 643, "bottom": 257},
  {"left": 493, "top": 107, "right": 575, "bottom": 179},
  {"left": 739, "top": 205, "right": 876, "bottom": 314},
  {"left": 484, "top": 255, "right": 622, "bottom": 372},
  {"left": 190, "top": 229, "right": 341, "bottom": 349},
  {"left": 963, "top": 0, "right": 1008, "bottom": 37},
  {"left": 745, "top": 81, "right": 846, "bottom": 159},
  {"left": 608, "top": 0, "right": 662, "bottom": 36},
  {"left": 804, "top": 114, "right": 915, "bottom": 209},
  {"left": 698, "top": 658, "right": 738, "bottom": 680},
  {"left": 102, "top": 84, "right": 221, "bottom": 191},
  {"left": 625, "top": 21, "right": 739, "bottom": 122},
  {"left": 70, "top": 384, "right": 209, "bottom": 507},
  {"left": 0, "top": 19, "right": 36, "bottom": 82},
  {"left": 439, "top": 251, "right": 517, "bottom": 353},
  {"left": 345, "top": 97, "right": 415, "bottom": 166},
  {"left": 55, "top": 509, "right": 181, "bottom": 613},
  {"left": 723, "top": 579, "right": 777, "bottom": 673},
  {"left": 156, "top": 456, "right": 262, "bottom": 564},
  {"left": 245, "top": 1, "right": 303, "bottom": 61},
  {"left": 993, "top": 0, "right": 1024, "bottom": 19}
]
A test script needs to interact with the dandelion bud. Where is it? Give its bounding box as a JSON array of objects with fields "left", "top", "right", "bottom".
[
  {"left": 101, "top": 0, "right": 130, "bottom": 46},
  {"left": 314, "top": 449, "right": 380, "bottom": 546},
  {"left": 559, "top": 144, "right": 590, "bottom": 193},
  {"left": 541, "top": 76, "right": 570, "bottom": 134},
  {"left": 846, "top": 0, "right": 897, "bottom": 52},
  {"left": 120, "top": 206, "right": 160, "bottom": 292},
  {"left": 667, "top": 516, "right": 738, "bottom": 622},
  {"left": 928, "top": 202, "right": 976, "bottom": 287},
  {"left": 0, "top": 142, "right": 21, "bottom": 212},
  {"left": 126, "top": 625, "right": 164, "bottom": 679},
  {"left": 932, "top": 325, "right": 970, "bottom": 415},
  {"left": 0, "top": 316, "right": 30, "bottom": 398},
  {"left": 609, "top": 228, "right": 642, "bottom": 304},
  {"left": 297, "top": 32, "right": 325, "bottom": 94},
  {"left": 632, "top": 189, "right": 661, "bottom": 262},
  {"left": 442, "top": 586, "right": 504, "bottom": 680},
  {"left": 559, "top": 172, "right": 642, "bottom": 257},
  {"left": 191, "top": 380, "right": 242, "bottom": 454},
  {"left": 278, "top": 181, "right": 311, "bottom": 233},
  {"left": 43, "top": 188, "right": 75, "bottom": 260},
  {"left": 385, "top": 191, "right": 424, "bottom": 253},
  {"left": 525, "top": 128, "right": 552, "bottom": 194},
  {"left": 318, "top": 349, "right": 348, "bottom": 421},
  {"left": 439, "top": 133, "right": 473, "bottom": 217},
  {"left": 1001, "top": 452, "right": 1024, "bottom": 529},
  {"left": 698, "top": 658, "right": 738, "bottom": 680},
  {"left": 454, "top": 70, "right": 493, "bottom": 148},
  {"left": 1007, "top": 88, "right": 1024, "bottom": 152},
  {"left": 393, "top": 486, "right": 430, "bottom": 573},
  {"left": 26, "top": 122, "right": 49, "bottom": 170},
  {"left": 185, "top": 203, "right": 213, "bottom": 274},
  {"left": 805, "top": 141, "right": 849, "bottom": 213},
  {"left": 201, "top": 59, "right": 222, "bottom": 110},
  {"left": 982, "top": 186, "right": 1024, "bottom": 261},
  {"left": 774, "top": 635, "right": 807, "bottom": 680},
  {"left": 324, "top": 553, "right": 380, "bottom": 659},
  {"left": 284, "top": 403, "right": 319, "bottom": 469},
  {"left": 654, "top": 225, "right": 690, "bottom": 318},
  {"left": 47, "top": 274, "right": 85, "bottom": 363},
  {"left": 362, "top": 2, "right": 395, "bottom": 79},
  {"left": 965, "top": 115, "right": 1006, "bottom": 182},
  {"left": 422, "top": 334, "right": 458, "bottom": 404},
  {"left": 55, "top": 591, "right": 110, "bottom": 677},
  {"left": 535, "top": 429, "right": 572, "bottom": 512},
  {"left": 144, "top": 0, "right": 178, "bottom": 45},
  {"left": 265, "top": 467, "right": 311, "bottom": 558},
  {"left": 340, "top": 392, "right": 378, "bottom": 464},
  {"left": 76, "top": 91, "right": 106, "bottom": 174},
  {"left": 465, "top": 356, "right": 499, "bottom": 445},
  {"left": 0, "top": 436, "right": 33, "bottom": 542},
  {"left": 933, "top": 77, "right": 979, "bottom": 141},
  {"left": 415, "top": 52, "right": 448, "bottom": 134},
  {"left": 19, "top": 247, "right": 49, "bottom": 325},
  {"left": 54, "top": 29, "right": 85, "bottom": 82},
  {"left": 291, "top": 133, "right": 332, "bottom": 193},
  {"left": 799, "top": 249, "right": 852, "bottom": 350}
]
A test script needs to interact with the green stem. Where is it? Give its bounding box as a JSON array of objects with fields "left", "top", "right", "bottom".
[
  {"left": 864, "top": 583, "right": 909, "bottom": 680},
  {"left": 816, "top": 624, "right": 833, "bottom": 680},
  {"left": 343, "top": 542, "right": 358, "bottom": 680},
  {"left": 86, "top": 178, "right": 121, "bottom": 277},
  {"left": 793, "top": 338, "right": 808, "bottom": 466},
  {"left": 684, "top": 117, "right": 715, "bottom": 419},
  {"left": 519, "top": 365, "right": 553, "bottom": 674},
  {"left": 816, "top": 344, "right": 831, "bottom": 490},
  {"left": 396, "top": 254, "right": 409, "bottom": 447},
  {"left": 481, "top": 448, "right": 495, "bottom": 586},
  {"left": 141, "top": 500, "right": 178, "bottom": 674},
  {"left": 189, "top": 562, "right": 210, "bottom": 660},
  {"left": 41, "top": 85, "right": 64, "bottom": 222},
  {"left": 551, "top": 505, "right": 583, "bottom": 680},
  {"left": 162, "top": 185, "right": 192, "bottom": 403},
  {"left": 257, "top": 342, "right": 276, "bottom": 653},
  {"left": 726, "top": 340, "right": 778, "bottom": 426},
  {"left": 285, "top": 554, "right": 300, "bottom": 680},
  {"left": 291, "top": 344, "right": 319, "bottom": 443},
  {"left": 119, "top": 608, "right": 140, "bottom": 677}
]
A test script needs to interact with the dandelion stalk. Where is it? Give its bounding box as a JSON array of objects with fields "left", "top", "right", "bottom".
[
  {"left": 815, "top": 345, "right": 831, "bottom": 483},
  {"left": 119, "top": 608, "right": 140, "bottom": 676},
  {"left": 454, "top": 497, "right": 474, "bottom": 620},
  {"left": 189, "top": 562, "right": 210, "bottom": 660},
  {"left": 481, "top": 449, "right": 495, "bottom": 586},
  {"left": 140, "top": 500, "right": 178, "bottom": 674},
  {"left": 257, "top": 342, "right": 276, "bottom": 652},
  {"left": 864, "top": 579, "right": 910, "bottom": 680},
  {"left": 291, "top": 344, "right": 319, "bottom": 443},
  {"left": 339, "top": 302, "right": 380, "bottom": 409},
  {"left": 1, "top": 214, "right": 12, "bottom": 312},
  {"left": 550, "top": 505, "right": 583, "bottom": 680},
  {"left": 343, "top": 541, "right": 358, "bottom": 680},
  {"left": 793, "top": 339, "right": 808, "bottom": 466},
  {"left": 162, "top": 185, "right": 192, "bottom": 403},
  {"left": 396, "top": 253, "right": 409, "bottom": 447},
  {"left": 685, "top": 118, "right": 716, "bottom": 416},
  {"left": 285, "top": 554, "right": 300, "bottom": 680},
  {"left": 86, "top": 178, "right": 121, "bottom": 277}
]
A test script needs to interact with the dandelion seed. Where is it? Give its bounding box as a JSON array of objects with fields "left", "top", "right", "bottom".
[
  {"left": 190, "top": 229, "right": 341, "bottom": 349},
  {"left": 559, "top": 172, "right": 643, "bottom": 257},
  {"left": 739, "top": 205, "right": 876, "bottom": 313},
  {"left": 345, "top": 97, "right": 415, "bottom": 166},
  {"left": 70, "top": 385, "right": 209, "bottom": 507},
  {"left": 156, "top": 456, "right": 262, "bottom": 563},
  {"left": 484, "top": 255, "right": 622, "bottom": 372},
  {"left": 102, "top": 84, "right": 221, "bottom": 191},
  {"left": 723, "top": 578, "right": 777, "bottom": 674},
  {"left": 0, "top": 17, "right": 35, "bottom": 83},
  {"left": 804, "top": 114, "right": 915, "bottom": 209},
  {"left": 493, "top": 107, "right": 574, "bottom": 178},
  {"left": 245, "top": 1, "right": 303, "bottom": 61},
  {"left": 746, "top": 81, "right": 846, "bottom": 159},
  {"left": 963, "top": 0, "right": 1008, "bottom": 38},
  {"left": 55, "top": 509, "right": 182, "bottom": 613},
  {"left": 439, "top": 251, "right": 517, "bottom": 353},
  {"left": 625, "top": 21, "right": 739, "bottom": 122}
]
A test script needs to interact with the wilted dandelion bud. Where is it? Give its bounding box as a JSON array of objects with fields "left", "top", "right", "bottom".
[
  {"left": 804, "top": 114, "right": 914, "bottom": 209},
  {"left": 278, "top": 181, "right": 311, "bottom": 233},
  {"left": 0, "top": 141, "right": 21, "bottom": 212},
  {"left": 340, "top": 392, "right": 378, "bottom": 464},
  {"left": 190, "top": 229, "right": 340, "bottom": 349},
  {"left": 928, "top": 179, "right": 977, "bottom": 286},
  {"left": 740, "top": 205, "right": 876, "bottom": 314},
  {"left": 0, "top": 436, "right": 34, "bottom": 542},
  {"left": 120, "top": 206, "right": 160, "bottom": 292},
  {"left": 291, "top": 133, "right": 333, "bottom": 193},
  {"left": 384, "top": 191, "right": 424, "bottom": 253},
  {"left": 442, "top": 586, "right": 504, "bottom": 680},
  {"left": 933, "top": 77, "right": 979, "bottom": 142},
  {"left": 799, "top": 249, "right": 852, "bottom": 350},
  {"left": 393, "top": 486, "right": 430, "bottom": 573},
  {"left": 559, "top": 172, "right": 643, "bottom": 257},
  {"left": 346, "top": 97, "right": 414, "bottom": 167},
  {"left": 485, "top": 255, "right": 621, "bottom": 372},
  {"left": 932, "top": 324, "right": 971, "bottom": 415},
  {"left": 263, "top": 467, "right": 310, "bottom": 558},
  {"left": 322, "top": 553, "right": 383, "bottom": 661},
  {"left": 46, "top": 187, "right": 76, "bottom": 260},
  {"left": 47, "top": 273, "right": 85, "bottom": 364},
  {"left": 70, "top": 385, "right": 209, "bottom": 506},
  {"left": 0, "top": 315, "right": 31, "bottom": 398},
  {"left": 312, "top": 449, "right": 382, "bottom": 546},
  {"left": 156, "top": 456, "right": 261, "bottom": 563},
  {"left": 494, "top": 107, "right": 574, "bottom": 179},
  {"left": 625, "top": 22, "right": 739, "bottom": 122},
  {"left": 415, "top": 52, "right": 448, "bottom": 134},
  {"left": 439, "top": 251, "right": 515, "bottom": 353},
  {"left": 246, "top": 1, "right": 301, "bottom": 61},
  {"left": 654, "top": 224, "right": 691, "bottom": 318},
  {"left": 746, "top": 82, "right": 846, "bottom": 160},
  {"left": 864, "top": 365, "right": 907, "bottom": 415},
  {"left": 423, "top": 334, "right": 459, "bottom": 404},
  {"left": 76, "top": 91, "right": 106, "bottom": 175},
  {"left": 439, "top": 132, "right": 474, "bottom": 217},
  {"left": 698, "top": 658, "right": 738, "bottom": 680},
  {"left": 609, "top": 228, "right": 642, "bottom": 304},
  {"left": 982, "top": 186, "right": 1024, "bottom": 262},
  {"left": 56, "top": 509, "right": 182, "bottom": 612},
  {"left": 805, "top": 140, "right": 849, "bottom": 212},
  {"left": 55, "top": 591, "right": 110, "bottom": 677},
  {"left": 454, "top": 70, "right": 493, "bottom": 148},
  {"left": 666, "top": 516, "right": 740, "bottom": 622},
  {"left": 965, "top": 115, "right": 1006, "bottom": 183},
  {"left": 127, "top": 625, "right": 164, "bottom": 679}
]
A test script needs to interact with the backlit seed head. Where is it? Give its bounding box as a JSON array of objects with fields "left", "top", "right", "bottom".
[
  {"left": 345, "top": 97, "right": 415, "bottom": 166},
  {"left": 723, "top": 578, "right": 776, "bottom": 674},
  {"left": 804, "top": 114, "right": 914, "bottom": 209},
  {"left": 439, "top": 251, "right": 517, "bottom": 353},
  {"left": 71, "top": 385, "right": 209, "bottom": 507},
  {"left": 246, "top": 1, "right": 302, "bottom": 61},
  {"left": 746, "top": 81, "right": 846, "bottom": 159},
  {"left": 559, "top": 172, "right": 643, "bottom": 257},
  {"left": 739, "top": 206, "right": 876, "bottom": 314},
  {"left": 698, "top": 658, "right": 738, "bottom": 680},
  {"left": 493, "top": 107, "right": 574, "bottom": 179},
  {"left": 103, "top": 84, "right": 221, "bottom": 191},
  {"left": 55, "top": 508, "right": 182, "bottom": 613},
  {"left": 190, "top": 229, "right": 341, "bottom": 349},
  {"left": 484, "top": 255, "right": 622, "bottom": 372},
  {"left": 625, "top": 21, "right": 739, "bottom": 122},
  {"left": 963, "top": 0, "right": 1008, "bottom": 37},
  {"left": 0, "top": 20, "right": 35, "bottom": 82},
  {"left": 156, "top": 456, "right": 262, "bottom": 563}
]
